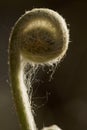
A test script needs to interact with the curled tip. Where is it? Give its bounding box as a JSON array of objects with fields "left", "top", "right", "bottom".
[{"left": 10, "top": 8, "right": 69, "bottom": 64}]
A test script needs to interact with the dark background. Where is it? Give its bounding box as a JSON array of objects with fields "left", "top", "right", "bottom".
[{"left": 0, "top": 0, "right": 87, "bottom": 130}]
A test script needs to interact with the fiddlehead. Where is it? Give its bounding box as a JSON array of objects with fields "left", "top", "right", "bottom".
[{"left": 9, "top": 8, "right": 69, "bottom": 130}]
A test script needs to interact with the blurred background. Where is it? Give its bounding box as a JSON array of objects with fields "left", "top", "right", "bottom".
[{"left": 0, "top": 0, "right": 87, "bottom": 130}]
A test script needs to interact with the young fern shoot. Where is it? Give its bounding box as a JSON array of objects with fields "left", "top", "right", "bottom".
[{"left": 9, "top": 8, "right": 69, "bottom": 130}]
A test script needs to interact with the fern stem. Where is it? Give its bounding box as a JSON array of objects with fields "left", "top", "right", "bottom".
[{"left": 9, "top": 8, "right": 69, "bottom": 130}]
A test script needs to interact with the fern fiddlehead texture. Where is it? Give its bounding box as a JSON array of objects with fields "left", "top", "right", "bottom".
[{"left": 9, "top": 8, "right": 69, "bottom": 130}]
